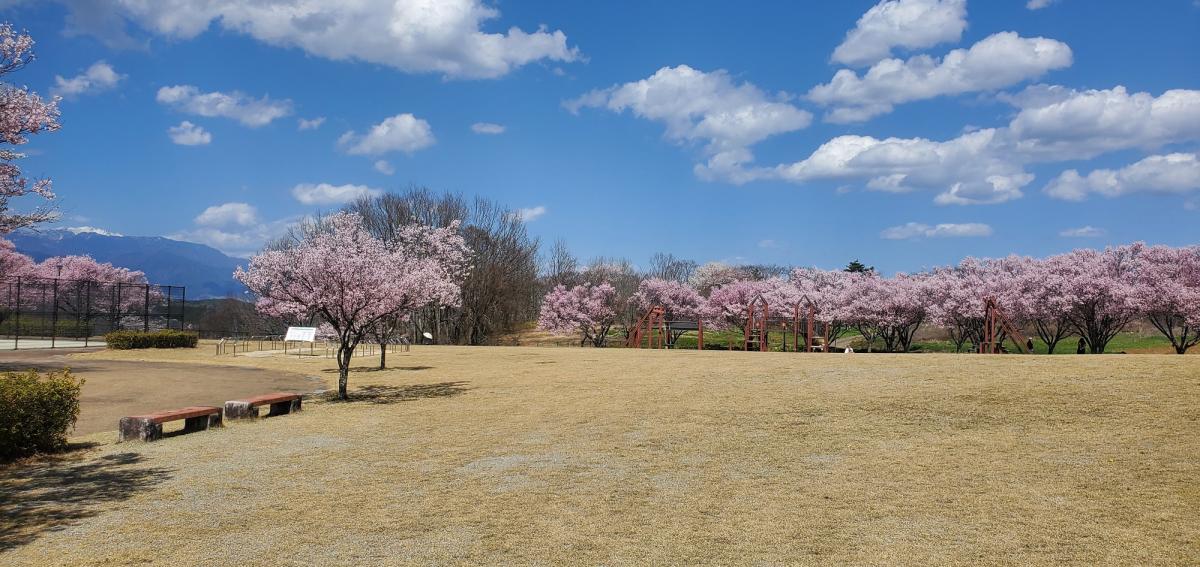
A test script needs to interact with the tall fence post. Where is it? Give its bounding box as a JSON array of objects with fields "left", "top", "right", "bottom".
[
  {"left": 51, "top": 277, "right": 59, "bottom": 348},
  {"left": 143, "top": 284, "right": 150, "bottom": 332},
  {"left": 13, "top": 276, "right": 20, "bottom": 350}
]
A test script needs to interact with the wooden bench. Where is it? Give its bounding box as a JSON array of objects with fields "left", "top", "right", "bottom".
[
  {"left": 119, "top": 406, "right": 222, "bottom": 442},
  {"left": 224, "top": 392, "right": 303, "bottom": 420}
]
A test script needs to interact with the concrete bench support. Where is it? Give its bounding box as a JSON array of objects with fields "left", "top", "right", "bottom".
[
  {"left": 225, "top": 392, "right": 303, "bottom": 420},
  {"left": 119, "top": 406, "right": 223, "bottom": 442}
]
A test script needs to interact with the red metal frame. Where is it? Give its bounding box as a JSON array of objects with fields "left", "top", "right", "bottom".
[
  {"left": 626, "top": 306, "right": 666, "bottom": 349},
  {"left": 744, "top": 294, "right": 769, "bottom": 352},
  {"left": 979, "top": 297, "right": 1030, "bottom": 354}
]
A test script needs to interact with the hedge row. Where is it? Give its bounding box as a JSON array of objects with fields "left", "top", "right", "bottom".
[
  {"left": 0, "top": 370, "right": 84, "bottom": 460},
  {"left": 105, "top": 329, "right": 199, "bottom": 349}
]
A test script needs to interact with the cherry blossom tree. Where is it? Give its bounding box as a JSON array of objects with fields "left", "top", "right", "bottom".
[
  {"left": 1131, "top": 245, "right": 1200, "bottom": 354},
  {"left": 0, "top": 237, "right": 32, "bottom": 277},
  {"left": 0, "top": 25, "right": 61, "bottom": 235},
  {"left": 537, "top": 282, "right": 618, "bottom": 347},
  {"left": 791, "top": 267, "right": 854, "bottom": 348},
  {"left": 689, "top": 262, "right": 746, "bottom": 296},
  {"left": 842, "top": 273, "right": 931, "bottom": 352},
  {"left": 629, "top": 278, "right": 705, "bottom": 321},
  {"left": 237, "top": 212, "right": 469, "bottom": 399},
  {"left": 1044, "top": 244, "right": 1141, "bottom": 354}
]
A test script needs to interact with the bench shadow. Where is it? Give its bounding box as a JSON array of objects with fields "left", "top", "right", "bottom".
[
  {"left": 0, "top": 451, "right": 174, "bottom": 552},
  {"left": 324, "top": 381, "right": 471, "bottom": 405}
]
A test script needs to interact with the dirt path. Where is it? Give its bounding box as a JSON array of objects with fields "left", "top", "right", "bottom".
[{"left": 0, "top": 348, "right": 324, "bottom": 436}]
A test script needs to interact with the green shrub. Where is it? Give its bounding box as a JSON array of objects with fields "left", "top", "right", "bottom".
[
  {"left": 0, "top": 370, "right": 84, "bottom": 460},
  {"left": 104, "top": 329, "right": 199, "bottom": 349}
]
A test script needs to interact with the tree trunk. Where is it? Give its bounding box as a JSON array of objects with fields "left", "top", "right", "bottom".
[
  {"left": 337, "top": 342, "right": 354, "bottom": 400},
  {"left": 379, "top": 340, "right": 387, "bottom": 369}
]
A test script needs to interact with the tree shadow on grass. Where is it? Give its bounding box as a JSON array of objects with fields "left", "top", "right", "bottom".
[
  {"left": 0, "top": 450, "right": 174, "bottom": 552},
  {"left": 322, "top": 381, "right": 471, "bottom": 405},
  {"left": 320, "top": 365, "right": 434, "bottom": 373}
]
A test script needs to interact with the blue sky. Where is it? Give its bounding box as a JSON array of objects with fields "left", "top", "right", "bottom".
[{"left": 3, "top": 0, "right": 1199, "bottom": 273}]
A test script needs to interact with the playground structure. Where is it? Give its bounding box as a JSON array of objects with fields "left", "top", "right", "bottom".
[
  {"left": 625, "top": 306, "right": 706, "bottom": 349},
  {"left": 978, "top": 297, "right": 1030, "bottom": 354},
  {"left": 628, "top": 294, "right": 832, "bottom": 352},
  {"left": 630, "top": 294, "right": 1028, "bottom": 354}
]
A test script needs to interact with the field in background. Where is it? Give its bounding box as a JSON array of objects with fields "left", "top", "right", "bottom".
[{"left": 2, "top": 345, "right": 1197, "bottom": 564}]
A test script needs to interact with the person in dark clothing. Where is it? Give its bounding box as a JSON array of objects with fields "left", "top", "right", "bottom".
[
  {"left": 1026, "top": 338, "right": 1034, "bottom": 353},
  {"left": 1076, "top": 337, "right": 1087, "bottom": 354}
]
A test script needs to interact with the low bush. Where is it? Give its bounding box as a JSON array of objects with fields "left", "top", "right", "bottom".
[
  {"left": 0, "top": 369, "right": 84, "bottom": 460},
  {"left": 105, "top": 329, "right": 199, "bottom": 349}
]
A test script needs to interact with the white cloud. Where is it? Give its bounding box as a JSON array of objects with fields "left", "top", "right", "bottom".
[
  {"left": 1059, "top": 226, "right": 1105, "bottom": 238},
  {"left": 373, "top": 160, "right": 395, "bottom": 175},
  {"left": 1044, "top": 153, "right": 1200, "bottom": 201},
  {"left": 739, "top": 86, "right": 1200, "bottom": 205},
  {"left": 65, "top": 226, "right": 122, "bottom": 237},
  {"left": 881, "top": 222, "right": 992, "bottom": 240},
  {"left": 516, "top": 205, "right": 546, "bottom": 222},
  {"left": 338, "top": 113, "right": 435, "bottom": 156},
  {"left": 52, "top": 61, "right": 123, "bottom": 97},
  {"left": 1008, "top": 86, "right": 1200, "bottom": 160},
  {"left": 298, "top": 117, "right": 326, "bottom": 131},
  {"left": 291, "top": 183, "right": 383, "bottom": 206},
  {"left": 566, "top": 65, "right": 812, "bottom": 183},
  {"left": 757, "top": 239, "right": 778, "bottom": 248},
  {"left": 471, "top": 122, "right": 506, "bottom": 134},
  {"left": 167, "top": 121, "right": 212, "bottom": 146},
  {"left": 831, "top": 0, "right": 967, "bottom": 67},
  {"left": 156, "top": 85, "right": 292, "bottom": 127},
  {"left": 173, "top": 202, "right": 297, "bottom": 257},
  {"left": 1026, "top": 0, "right": 1058, "bottom": 9},
  {"left": 811, "top": 32, "right": 1073, "bottom": 122},
  {"left": 195, "top": 202, "right": 259, "bottom": 228},
  {"left": 52, "top": 0, "right": 578, "bottom": 80}
]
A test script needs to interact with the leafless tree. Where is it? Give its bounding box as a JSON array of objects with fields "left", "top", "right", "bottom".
[{"left": 645, "top": 252, "right": 697, "bottom": 283}]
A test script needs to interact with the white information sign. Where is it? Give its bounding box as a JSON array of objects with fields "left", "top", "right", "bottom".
[{"left": 284, "top": 326, "right": 317, "bottom": 342}]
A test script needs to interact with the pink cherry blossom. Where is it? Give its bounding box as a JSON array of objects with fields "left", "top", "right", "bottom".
[
  {"left": 236, "top": 212, "right": 469, "bottom": 398},
  {"left": 538, "top": 282, "right": 618, "bottom": 347},
  {"left": 0, "top": 24, "right": 61, "bottom": 235}
]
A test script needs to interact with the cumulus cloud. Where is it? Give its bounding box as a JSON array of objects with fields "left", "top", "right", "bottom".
[
  {"left": 195, "top": 202, "right": 259, "bottom": 227},
  {"left": 566, "top": 65, "right": 812, "bottom": 182},
  {"left": 880, "top": 222, "right": 992, "bottom": 240},
  {"left": 45, "top": 0, "right": 578, "bottom": 79},
  {"left": 1044, "top": 153, "right": 1200, "bottom": 201},
  {"left": 739, "top": 85, "right": 1200, "bottom": 205},
  {"left": 1059, "top": 226, "right": 1105, "bottom": 238},
  {"left": 338, "top": 113, "right": 435, "bottom": 156},
  {"left": 1008, "top": 86, "right": 1200, "bottom": 160},
  {"left": 156, "top": 85, "right": 292, "bottom": 127},
  {"left": 831, "top": 0, "right": 967, "bottom": 67},
  {"left": 373, "top": 160, "right": 395, "bottom": 175},
  {"left": 173, "top": 202, "right": 298, "bottom": 257},
  {"left": 515, "top": 205, "right": 546, "bottom": 222},
  {"left": 471, "top": 122, "right": 506, "bottom": 134},
  {"left": 811, "top": 32, "right": 1073, "bottom": 122},
  {"left": 52, "top": 61, "right": 123, "bottom": 97},
  {"left": 298, "top": 117, "right": 325, "bottom": 131},
  {"left": 291, "top": 183, "right": 383, "bottom": 205},
  {"left": 167, "top": 121, "right": 212, "bottom": 146},
  {"left": 1026, "top": 0, "right": 1058, "bottom": 9}
]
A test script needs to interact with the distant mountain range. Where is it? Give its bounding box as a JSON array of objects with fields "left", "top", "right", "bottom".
[{"left": 7, "top": 229, "right": 247, "bottom": 299}]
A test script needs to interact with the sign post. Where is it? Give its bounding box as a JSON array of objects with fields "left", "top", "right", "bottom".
[{"left": 284, "top": 326, "right": 317, "bottom": 356}]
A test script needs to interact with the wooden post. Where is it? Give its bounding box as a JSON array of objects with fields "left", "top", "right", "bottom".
[{"left": 697, "top": 319, "right": 704, "bottom": 350}]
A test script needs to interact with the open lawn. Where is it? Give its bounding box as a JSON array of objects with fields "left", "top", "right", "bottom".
[{"left": 2, "top": 345, "right": 1198, "bottom": 565}]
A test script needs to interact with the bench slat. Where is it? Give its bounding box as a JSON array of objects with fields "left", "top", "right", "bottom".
[
  {"left": 127, "top": 406, "right": 221, "bottom": 424},
  {"left": 233, "top": 392, "right": 301, "bottom": 407}
]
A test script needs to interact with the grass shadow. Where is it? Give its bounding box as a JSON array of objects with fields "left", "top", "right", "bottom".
[
  {"left": 0, "top": 451, "right": 174, "bottom": 551},
  {"left": 323, "top": 381, "right": 471, "bottom": 405}
]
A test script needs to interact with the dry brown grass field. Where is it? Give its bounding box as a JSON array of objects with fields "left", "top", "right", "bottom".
[{"left": 2, "top": 344, "right": 1198, "bottom": 565}]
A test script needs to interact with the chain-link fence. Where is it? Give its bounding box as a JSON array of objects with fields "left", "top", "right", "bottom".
[{"left": 0, "top": 277, "right": 186, "bottom": 348}]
